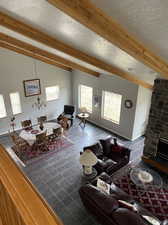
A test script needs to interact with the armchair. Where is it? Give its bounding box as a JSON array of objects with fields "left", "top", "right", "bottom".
[{"left": 58, "top": 105, "right": 75, "bottom": 127}]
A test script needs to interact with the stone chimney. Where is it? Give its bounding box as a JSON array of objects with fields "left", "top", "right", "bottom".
[{"left": 143, "top": 79, "right": 168, "bottom": 158}]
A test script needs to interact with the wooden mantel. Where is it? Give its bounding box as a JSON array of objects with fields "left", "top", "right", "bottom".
[
  {"left": 0, "top": 144, "right": 63, "bottom": 225},
  {"left": 142, "top": 156, "right": 168, "bottom": 174}
]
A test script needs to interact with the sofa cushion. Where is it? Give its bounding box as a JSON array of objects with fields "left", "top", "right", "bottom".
[
  {"left": 98, "top": 172, "right": 112, "bottom": 184},
  {"left": 110, "top": 183, "right": 133, "bottom": 202},
  {"left": 97, "top": 159, "right": 116, "bottom": 170},
  {"left": 83, "top": 143, "right": 103, "bottom": 158},
  {"left": 80, "top": 184, "right": 119, "bottom": 215},
  {"left": 109, "top": 150, "right": 128, "bottom": 163},
  {"left": 112, "top": 208, "right": 147, "bottom": 225},
  {"left": 99, "top": 137, "right": 113, "bottom": 156}
]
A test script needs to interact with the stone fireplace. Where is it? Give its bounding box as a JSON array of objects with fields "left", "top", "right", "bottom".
[{"left": 143, "top": 79, "right": 168, "bottom": 166}]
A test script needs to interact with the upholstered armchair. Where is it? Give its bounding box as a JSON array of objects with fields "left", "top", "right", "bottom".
[{"left": 58, "top": 105, "right": 75, "bottom": 127}]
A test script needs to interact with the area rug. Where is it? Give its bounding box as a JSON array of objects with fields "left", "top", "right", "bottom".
[
  {"left": 12, "top": 136, "right": 74, "bottom": 165},
  {"left": 113, "top": 174, "right": 168, "bottom": 220}
]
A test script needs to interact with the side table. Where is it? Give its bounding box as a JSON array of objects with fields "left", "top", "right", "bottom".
[
  {"left": 82, "top": 168, "right": 98, "bottom": 183},
  {"left": 78, "top": 113, "right": 89, "bottom": 128}
]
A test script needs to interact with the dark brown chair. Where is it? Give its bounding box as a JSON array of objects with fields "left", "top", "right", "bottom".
[
  {"left": 53, "top": 127, "right": 62, "bottom": 136},
  {"left": 9, "top": 131, "right": 30, "bottom": 157},
  {"left": 59, "top": 116, "right": 70, "bottom": 130},
  {"left": 48, "top": 127, "right": 63, "bottom": 144},
  {"left": 21, "top": 120, "right": 32, "bottom": 129},
  {"left": 37, "top": 116, "right": 47, "bottom": 123},
  {"left": 34, "top": 131, "right": 49, "bottom": 152}
]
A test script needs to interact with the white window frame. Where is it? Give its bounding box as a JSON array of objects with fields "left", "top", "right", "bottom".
[
  {"left": 45, "top": 86, "right": 60, "bottom": 101},
  {"left": 0, "top": 94, "right": 7, "bottom": 118},
  {"left": 79, "top": 85, "right": 93, "bottom": 113},
  {"left": 10, "top": 92, "right": 22, "bottom": 115},
  {"left": 101, "top": 90, "right": 122, "bottom": 124}
]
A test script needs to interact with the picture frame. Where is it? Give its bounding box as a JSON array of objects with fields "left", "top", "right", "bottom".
[{"left": 23, "top": 79, "right": 41, "bottom": 97}]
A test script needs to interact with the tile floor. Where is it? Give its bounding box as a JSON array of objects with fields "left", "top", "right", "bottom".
[{"left": 0, "top": 119, "right": 145, "bottom": 225}]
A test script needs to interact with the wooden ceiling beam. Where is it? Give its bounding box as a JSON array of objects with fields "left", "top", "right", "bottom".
[
  {"left": 0, "top": 12, "right": 152, "bottom": 89},
  {"left": 0, "top": 33, "right": 99, "bottom": 77},
  {"left": 0, "top": 41, "right": 72, "bottom": 72},
  {"left": 47, "top": 0, "right": 168, "bottom": 78}
]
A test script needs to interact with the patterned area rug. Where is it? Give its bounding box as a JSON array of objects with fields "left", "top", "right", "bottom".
[
  {"left": 114, "top": 174, "right": 168, "bottom": 220},
  {"left": 12, "top": 136, "right": 73, "bottom": 165}
]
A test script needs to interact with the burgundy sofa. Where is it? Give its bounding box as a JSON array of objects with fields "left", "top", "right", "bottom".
[
  {"left": 79, "top": 173, "right": 168, "bottom": 225},
  {"left": 83, "top": 137, "right": 130, "bottom": 175}
]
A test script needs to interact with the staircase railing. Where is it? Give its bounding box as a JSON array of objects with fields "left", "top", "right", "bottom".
[{"left": 0, "top": 144, "right": 63, "bottom": 225}]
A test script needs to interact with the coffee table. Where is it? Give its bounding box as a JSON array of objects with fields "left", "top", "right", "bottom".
[{"left": 130, "top": 167, "right": 163, "bottom": 191}]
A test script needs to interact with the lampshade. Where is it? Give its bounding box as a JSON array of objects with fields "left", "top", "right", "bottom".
[
  {"left": 79, "top": 107, "right": 88, "bottom": 113},
  {"left": 79, "top": 149, "right": 98, "bottom": 166}
]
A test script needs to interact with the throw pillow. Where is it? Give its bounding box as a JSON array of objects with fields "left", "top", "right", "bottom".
[
  {"left": 142, "top": 215, "right": 160, "bottom": 225},
  {"left": 100, "top": 137, "right": 113, "bottom": 156},
  {"left": 97, "top": 178, "right": 110, "bottom": 194},
  {"left": 111, "top": 144, "right": 123, "bottom": 153},
  {"left": 111, "top": 138, "right": 124, "bottom": 153}
]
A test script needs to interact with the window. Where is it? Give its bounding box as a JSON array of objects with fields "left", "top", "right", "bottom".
[
  {"left": 102, "top": 91, "right": 122, "bottom": 124},
  {"left": 46, "top": 86, "right": 59, "bottom": 101},
  {"left": 10, "top": 92, "right": 22, "bottom": 115},
  {"left": 0, "top": 95, "right": 7, "bottom": 118},
  {"left": 79, "top": 85, "right": 93, "bottom": 113}
]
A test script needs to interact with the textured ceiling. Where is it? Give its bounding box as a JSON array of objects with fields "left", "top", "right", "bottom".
[
  {"left": 91, "top": 0, "right": 168, "bottom": 62},
  {"left": 0, "top": 0, "right": 164, "bottom": 85}
]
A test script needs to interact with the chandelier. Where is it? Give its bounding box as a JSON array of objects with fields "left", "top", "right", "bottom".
[
  {"left": 32, "top": 57, "right": 46, "bottom": 110},
  {"left": 32, "top": 96, "right": 46, "bottom": 110}
]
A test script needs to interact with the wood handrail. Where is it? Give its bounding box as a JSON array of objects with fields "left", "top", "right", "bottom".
[{"left": 0, "top": 144, "right": 63, "bottom": 225}]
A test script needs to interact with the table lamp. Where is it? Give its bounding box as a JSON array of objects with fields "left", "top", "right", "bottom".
[
  {"left": 79, "top": 107, "right": 88, "bottom": 116},
  {"left": 79, "top": 149, "right": 98, "bottom": 175}
]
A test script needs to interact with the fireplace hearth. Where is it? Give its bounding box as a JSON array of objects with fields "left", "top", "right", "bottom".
[{"left": 157, "top": 138, "right": 168, "bottom": 161}]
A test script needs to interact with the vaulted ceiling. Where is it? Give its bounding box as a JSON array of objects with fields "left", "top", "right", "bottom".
[{"left": 0, "top": 0, "right": 167, "bottom": 88}]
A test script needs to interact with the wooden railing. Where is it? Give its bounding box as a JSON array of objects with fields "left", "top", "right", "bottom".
[{"left": 0, "top": 144, "right": 64, "bottom": 225}]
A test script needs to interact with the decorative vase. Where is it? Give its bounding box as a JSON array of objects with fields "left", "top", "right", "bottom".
[
  {"left": 114, "top": 138, "right": 118, "bottom": 146},
  {"left": 10, "top": 116, "right": 16, "bottom": 132},
  {"left": 39, "top": 121, "right": 44, "bottom": 130}
]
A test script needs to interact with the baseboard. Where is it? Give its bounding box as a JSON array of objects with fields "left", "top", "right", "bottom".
[{"left": 86, "top": 119, "right": 133, "bottom": 141}]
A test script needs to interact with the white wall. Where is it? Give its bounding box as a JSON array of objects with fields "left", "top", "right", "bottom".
[
  {"left": 72, "top": 70, "right": 139, "bottom": 140},
  {"left": 0, "top": 48, "right": 72, "bottom": 134},
  {"left": 132, "top": 86, "right": 152, "bottom": 140}
]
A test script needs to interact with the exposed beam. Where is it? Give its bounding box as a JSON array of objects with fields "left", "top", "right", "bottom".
[
  {"left": 0, "top": 12, "right": 152, "bottom": 89},
  {"left": 0, "top": 42, "right": 72, "bottom": 72},
  {"left": 0, "top": 33, "right": 99, "bottom": 77},
  {"left": 47, "top": 0, "right": 168, "bottom": 79}
]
